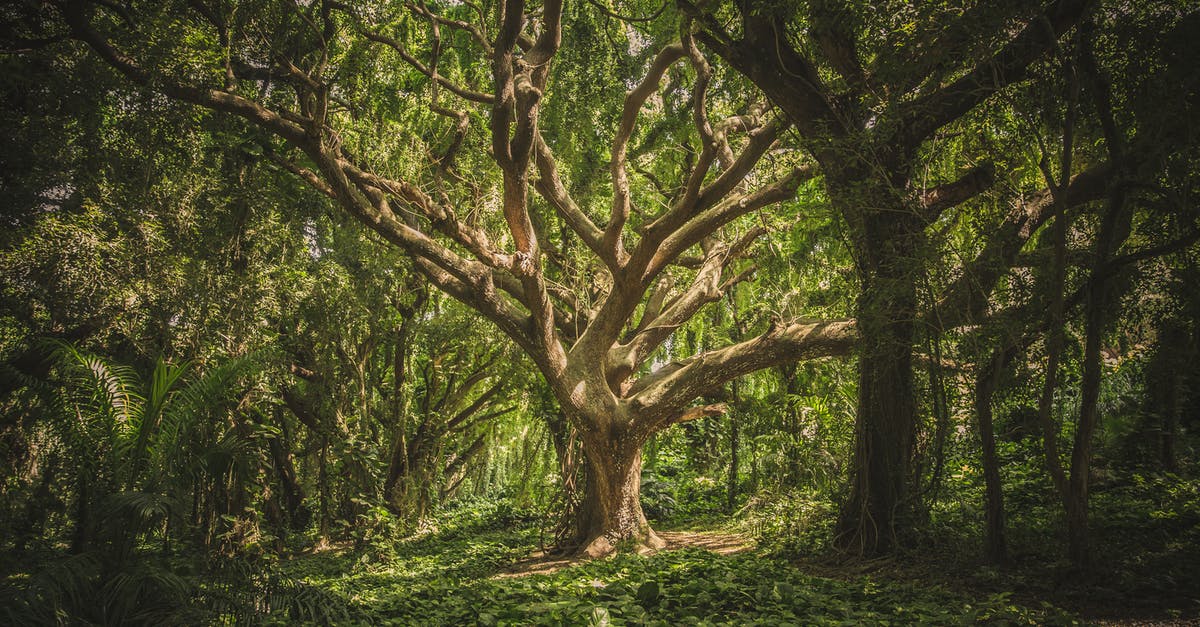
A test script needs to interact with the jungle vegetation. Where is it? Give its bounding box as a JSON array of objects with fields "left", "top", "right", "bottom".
[{"left": 1, "top": 0, "right": 1198, "bottom": 624}]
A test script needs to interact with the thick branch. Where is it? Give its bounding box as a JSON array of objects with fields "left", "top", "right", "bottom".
[
  {"left": 927, "top": 162, "right": 1111, "bottom": 332},
  {"left": 531, "top": 131, "right": 610, "bottom": 264},
  {"left": 646, "top": 164, "right": 816, "bottom": 280},
  {"left": 919, "top": 163, "right": 996, "bottom": 222},
  {"left": 899, "top": 0, "right": 1093, "bottom": 149},
  {"left": 60, "top": 3, "right": 307, "bottom": 145},
  {"left": 628, "top": 318, "right": 857, "bottom": 429}
]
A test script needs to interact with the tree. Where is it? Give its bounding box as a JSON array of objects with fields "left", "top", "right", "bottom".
[
  {"left": 680, "top": 0, "right": 1146, "bottom": 554},
  {"left": 22, "top": 0, "right": 860, "bottom": 555},
  {"left": 382, "top": 291, "right": 521, "bottom": 522}
]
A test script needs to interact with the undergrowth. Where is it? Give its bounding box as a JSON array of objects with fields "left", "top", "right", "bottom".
[
  {"left": 273, "top": 498, "right": 1075, "bottom": 626},
  {"left": 7, "top": 483, "right": 1196, "bottom": 625}
]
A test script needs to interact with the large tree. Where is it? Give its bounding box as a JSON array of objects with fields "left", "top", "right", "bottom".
[
  {"left": 679, "top": 0, "right": 1134, "bottom": 553},
  {"left": 24, "top": 0, "right": 860, "bottom": 555}
]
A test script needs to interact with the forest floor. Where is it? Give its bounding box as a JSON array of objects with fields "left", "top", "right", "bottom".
[
  {"left": 5, "top": 493, "right": 1196, "bottom": 625},
  {"left": 266, "top": 503, "right": 1089, "bottom": 625},
  {"left": 497, "top": 530, "right": 753, "bottom": 578}
]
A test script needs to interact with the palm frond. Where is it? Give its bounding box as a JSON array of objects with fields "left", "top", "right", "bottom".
[
  {"left": 101, "top": 491, "right": 175, "bottom": 532},
  {"left": 100, "top": 563, "right": 191, "bottom": 626},
  {"left": 156, "top": 352, "right": 263, "bottom": 472}
]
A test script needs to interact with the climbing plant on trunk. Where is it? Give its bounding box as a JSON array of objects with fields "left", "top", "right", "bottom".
[{"left": 682, "top": 0, "right": 1110, "bottom": 554}]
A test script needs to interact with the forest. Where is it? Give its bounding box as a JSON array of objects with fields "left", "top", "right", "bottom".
[{"left": 1, "top": 0, "right": 1198, "bottom": 624}]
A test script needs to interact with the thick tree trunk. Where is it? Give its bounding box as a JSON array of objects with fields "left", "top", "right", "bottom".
[
  {"left": 574, "top": 429, "right": 664, "bottom": 557},
  {"left": 829, "top": 175, "right": 924, "bottom": 555},
  {"left": 836, "top": 273, "right": 918, "bottom": 555}
]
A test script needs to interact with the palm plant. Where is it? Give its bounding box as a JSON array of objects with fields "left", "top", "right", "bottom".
[
  {"left": 46, "top": 342, "right": 259, "bottom": 550},
  {"left": 0, "top": 341, "right": 264, "bottom": 624}
]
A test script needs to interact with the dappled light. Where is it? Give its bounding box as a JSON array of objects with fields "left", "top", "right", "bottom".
[{"left": 2, "top": 0, "right": 1199, "bottom": 624}]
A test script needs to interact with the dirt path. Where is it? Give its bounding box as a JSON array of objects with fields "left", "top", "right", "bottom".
[{"left": 495, "top": 531, "right": 753, "bottom": 578}]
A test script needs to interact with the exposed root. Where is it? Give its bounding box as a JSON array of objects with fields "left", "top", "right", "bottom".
[{"left": 496, "top": 530, "right": 752, "bottom": 578}]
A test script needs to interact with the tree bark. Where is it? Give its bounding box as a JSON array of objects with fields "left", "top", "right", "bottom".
[
  {"left": 265, "top": 409, "right": 308, "bottom": 530},
  {"left": 727, "top": 406, "right": 740, "bottom": 513},
  {"left": 1069, "top": 291, "right": 1105, "bottom": 567},
  {"left": 573, "top": 425, "right": 664, "bottom": 557},
  {"left": 836, "top": 217, "right": 920, "bottom": 555},
  {"left": 836, "top": 322, "right": 916, "bottom": 554},
  {"left": 976, "top": 350, "right": 1009, "bottom": 565}
]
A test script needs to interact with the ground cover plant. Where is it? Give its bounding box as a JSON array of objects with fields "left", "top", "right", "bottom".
[
  {"left": 257, "top": 499, "right": 1083, "bottom": 626},
  {"left": 2, "top": 0, "right": 1199, "bottom": 624}
]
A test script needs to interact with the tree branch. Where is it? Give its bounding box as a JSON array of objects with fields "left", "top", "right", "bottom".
[
  {"left": 628, "top": 318, "right": 857, "bottom": 428},
  {"left": 899, "top": 0, "right": 1093, "bottom": 149}
]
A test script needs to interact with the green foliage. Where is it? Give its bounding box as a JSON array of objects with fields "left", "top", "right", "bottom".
[
  {"left": 1, "top": 0, "right": 1198, "bottom": 623},
  {"left": 738, "top": 488, "right": 837, "bottom": 555},
  {"left": 270, "top": 500, "right": 1076, "bottom": 626},
  {"left": 638, "top": 471, "right": 678, "bottom": 520}
]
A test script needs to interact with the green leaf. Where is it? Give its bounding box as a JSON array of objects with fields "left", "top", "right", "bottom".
[{"left": 637, "top": 580, "right": 660, "bottom": 606}]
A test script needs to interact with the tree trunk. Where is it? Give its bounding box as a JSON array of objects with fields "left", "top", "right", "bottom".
[
  {"left": 727, "top": 409, "right": 740, "bottom": 513},
  {"left": 976, "top": 350, "right": 1008, "bottom": 565},
  {"left": 1160, "top": 376, "right": 1180, "bottom": 474},
  {"left": 547, "top": 410, "right": 582, "bottom": 546},
  {"left": 1145, "top": 319, "right": 1186, "bottom": 473},
  {"left": 1068, "top": 300, "right": 1104, "bottom": 567},
  {"left": 923, "top": 334, "right": 951, "bottom": 508},
  {"left": 836, "top": 273, "right": 918, "bottom": 555},
  {"left": 573, "top": 427, "right": 664, "bottom": 557},
  {"left": 259, "top": 408, "right": 308, "bottom": 530}
]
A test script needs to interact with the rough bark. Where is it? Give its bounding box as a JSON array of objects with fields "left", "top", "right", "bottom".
[
  {"left": 975, "top": 350, "right": 1009, "bottom": 565},
  {"left": 573, "top": 424, "right": 664, "bottom": 557},
  {"left": 58, "top": 0, "right": 864, "bottom": 559},
  {"left": 682, "top": 0, "right": 1095, "bottom": 557},
  {"left": 265, "top": 409, "right": 308, "bottom": 530},
  {"left": 836, "top": 307, "right": 916, "bottom": 554},
  {"left": 834, "top": 192, "right": 923, "bottom": 555}
]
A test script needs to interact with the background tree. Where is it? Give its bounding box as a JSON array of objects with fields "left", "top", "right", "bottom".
[{"left": 683, "top": 0, "right": 1198, "bottom": 557}]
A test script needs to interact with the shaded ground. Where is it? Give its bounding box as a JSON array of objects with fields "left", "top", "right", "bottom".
[{"left": 496, "top": 530, "right": 753, "bottom": 578}]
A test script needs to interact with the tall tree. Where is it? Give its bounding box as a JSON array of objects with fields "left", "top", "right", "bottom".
[
  {"left": 28, "top": 0, "right": 858, "bottom": 555},
  {"left": 683, "top": 0, "right": 1123, "bottom": 554}
]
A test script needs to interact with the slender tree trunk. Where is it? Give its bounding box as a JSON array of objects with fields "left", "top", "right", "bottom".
[
  {"left": 923, "top": 334, "right": 951, "bottom": 507},
  {"left": 1064, "top": 22, "right": 1132, "bottom": 569},
  {"left": 1066, "top": 180, "right": 1130, "bottom": 567},
  {"left": 317, "top": 439, "right": 331, "bottom": 541},
  {"left": 1069, "top": 296, "right": 1106, "bottom": 566},
  {"left": 727, "top": 408, "right": 740, "bottom": 513},
  {"left": 1145, "top": 319, "right": 1186, "bottom": 473},
  {"left": 573, "top": 424, "right": 663, "bottom": 557},
  {"left": 257, "top": 408, "right": 307, "bottom": 530},
  {"left": 1161, "top": 373, "right": 1180, "bottom": 474},
  {"left": 780, "top": 365, "right": 803, "bottom": 487},
  {"left": 976, "top": 350, "right": 1009, "bottom": 565}
]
